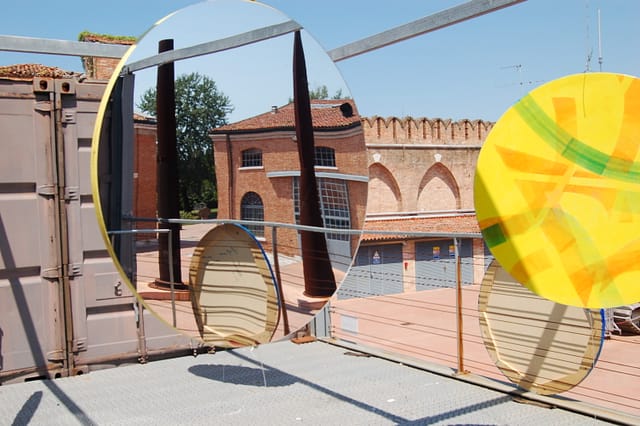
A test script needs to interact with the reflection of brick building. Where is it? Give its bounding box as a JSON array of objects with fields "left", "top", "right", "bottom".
[
  {"left": 211, "top": 100, "right": 369, "bottom": 265},
  {"left": 340, "top": 117, "right": 495, "bottom": 299},
  {"left": 80, "top": 39, "right": 495, "bottom": 289},
  {"left": 363, "top": 117, "right": 494, "bottom": 214},
  {"left": 132, "top": 114, "right": 158, "bottom": 235}
]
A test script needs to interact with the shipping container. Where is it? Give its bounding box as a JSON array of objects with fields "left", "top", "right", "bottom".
[{"left": 0, "top": 74, "right": 195, "bottom": 384}]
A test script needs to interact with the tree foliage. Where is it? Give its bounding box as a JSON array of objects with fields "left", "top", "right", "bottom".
[
  {"left": 137, "top": 72, "right": 233, "bottom": 212},
  {"left": 289, "top": 84, "right": 349, "bottom": 102}
]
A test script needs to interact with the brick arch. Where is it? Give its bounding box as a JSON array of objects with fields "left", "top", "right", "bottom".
[
  {"left": 368, "top": 163, "right": 402, "bottom": 213},
  {"left": 417, "top": 163, "right": 460, "bottom": 212}
]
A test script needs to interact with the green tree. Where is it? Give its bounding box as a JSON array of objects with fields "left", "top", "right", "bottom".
[
  {"left": 309, "top": 84, "right": 329, "bottom": 99},
  {"left": 137, "top": 72, "right": 233, "bottom": 212},
  {"left": 289, "top": 84, "right": 349, "bottom": 102}
]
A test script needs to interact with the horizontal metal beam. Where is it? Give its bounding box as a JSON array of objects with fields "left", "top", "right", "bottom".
[
  {"left": 0, "top": 1, "right": 525, "bottom": 65},
  {"left": 0, "top": 35, "right": 129, "bottom": 58},
  {"left": 328, "top": 0, "right": 526, "bottom": 62},
  {"left": 123, "top": 20, "right": 301, "bottom": 73}
]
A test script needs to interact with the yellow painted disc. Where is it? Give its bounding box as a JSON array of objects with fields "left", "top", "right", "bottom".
[{"left": 474, "top": 72, "right": 640, "bottom": 308}]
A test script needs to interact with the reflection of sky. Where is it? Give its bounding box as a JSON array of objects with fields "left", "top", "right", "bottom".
[{"left": 127, "top": 0, "right": 350, "bottom": 123}]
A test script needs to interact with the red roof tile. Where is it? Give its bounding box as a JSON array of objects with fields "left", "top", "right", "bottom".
[
  {"left": 0, "top": 64, "right": 80, "bottom": 80},
  {"left": 211, "top": 99, "right": 360, "bottom": 133},
  {"left": 362, "top": 214, "right": 481, "bottom": 241},
  {"left": 133, "top": 112, "right": 156, "bottom": 123}
]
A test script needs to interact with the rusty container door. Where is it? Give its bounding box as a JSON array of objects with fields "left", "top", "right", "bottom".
[{"left": 0, "top": 78, "right": 67, "bottom": 382}]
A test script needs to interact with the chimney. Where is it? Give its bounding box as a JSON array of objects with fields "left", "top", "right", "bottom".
[{"left": 271, "top": 105, "right": 278, "bottom": 114}]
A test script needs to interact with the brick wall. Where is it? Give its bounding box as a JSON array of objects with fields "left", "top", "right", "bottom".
[
  {"left": 79, "top": 33, "right": 133, "bottom": 80},
  {"left": 133, "top": 120, "right": 157, "bottom": 237},
  {"left": 363, "top": 116, "right": 494, "bottom": 215},
  {"left": 92, "top": 57, "right": 122, "bottom": 81}
]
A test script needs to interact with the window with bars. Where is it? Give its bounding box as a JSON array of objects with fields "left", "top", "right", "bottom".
[
  {"left": 293, "top": 177, "right": 350, "bottom": 241},
  {"left": 240, "top": 192, "right": 264, "bottom": 237},
  {"left": 241, "top": 148, "right": 263, "bottom": 167},
  {"left": 314, "top": 146, "right": 336, "bottom": 167}
]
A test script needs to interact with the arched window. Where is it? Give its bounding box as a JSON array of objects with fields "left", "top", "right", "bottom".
[
  {"left": 314, "top": 146, "right": 336, "bottom": 167},
  {"left": 241, "top": 148, "right": 262, "bottom": 167},
  {"left": 240, "top": 192, "right": 264, "bottom": 237}
]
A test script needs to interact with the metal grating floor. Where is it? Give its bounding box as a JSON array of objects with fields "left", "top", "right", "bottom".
[{"left": 0, "top": 340, "right": 620, "bottom": 425}]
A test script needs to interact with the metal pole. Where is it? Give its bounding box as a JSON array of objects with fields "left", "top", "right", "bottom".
[
  {"left": 454, "top": 237, "right": 466, "bottom": 374},
  {"left": 136, "top": 298, "right": 148, "bottom": 363},
  {"left": 272, "top": 226, "right": 290, "bottom": 335},
  {"left": 168, "top": 228, "right": 177, "bottom": 328},
  {"left": 156, "top": 38, "right": 183, "bottom": 287},
  {"left": 328, "top": 0, "right": 526, "bottom": 62}
]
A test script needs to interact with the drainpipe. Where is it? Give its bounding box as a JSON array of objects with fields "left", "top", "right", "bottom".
[{"left": 226, "top": 134, "right": 234, "bottom": 218}]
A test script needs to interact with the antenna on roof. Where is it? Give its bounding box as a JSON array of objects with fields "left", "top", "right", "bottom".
[
  {"left": 597, "top": 8, "right": 603, "bottom": 72},
  {"left": 583, "top": 0, "right": 593, "bottom": 72}
]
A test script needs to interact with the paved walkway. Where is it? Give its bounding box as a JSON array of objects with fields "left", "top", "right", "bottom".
[{"left": 0, "top": 340, "right": 623, "bottom": 425}]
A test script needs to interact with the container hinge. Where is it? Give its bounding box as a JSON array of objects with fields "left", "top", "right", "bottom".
[
  {"left": 33, "top": 100, "right": 53, "bottom": 112},
  {"left": 47, "top": 349, "right": 65, "bottom": 362},
  {"left": 37, "top": 184, "right": 56, "bottom": 197},
  {"left": 42, "top": 266, "right": 62, "bottom": 279},
  {"left": 64, "top": 186, "right": 80, "bottom": 201}
]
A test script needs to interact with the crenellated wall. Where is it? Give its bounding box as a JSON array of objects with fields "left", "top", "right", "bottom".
[
  {"left": 362, "top": 116, "right": 494, "bottom": 146},
  {"left": 363, "top": 116, "right": 494, "bottom": 215}
]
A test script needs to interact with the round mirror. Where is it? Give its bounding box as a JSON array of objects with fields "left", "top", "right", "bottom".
[{"left": 91, "top": 0, "right": 368, "bottom": 348}]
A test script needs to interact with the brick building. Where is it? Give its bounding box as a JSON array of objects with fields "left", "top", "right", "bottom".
[
  {"left": 210, "top": 100, "right": 369, "bottom": 267},
  {"left": 78, "top": 32, "right": 135, "bottom": 81}
]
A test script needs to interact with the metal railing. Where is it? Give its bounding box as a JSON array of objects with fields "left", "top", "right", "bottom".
[{"left": 103, "top": 217, "right": 639, "bottom": 421}]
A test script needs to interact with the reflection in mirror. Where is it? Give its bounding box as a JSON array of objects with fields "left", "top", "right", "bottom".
[{"left": 92, "top": 0, "right": 368, "bottom": 348}]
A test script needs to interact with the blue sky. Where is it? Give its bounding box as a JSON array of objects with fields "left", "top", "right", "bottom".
[{"left": 1, "top": 0, "right": 639, "bottom": 122}]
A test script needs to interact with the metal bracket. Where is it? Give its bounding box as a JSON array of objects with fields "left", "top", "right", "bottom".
[
  {"left": 61, "top": 110, "right": 76, "bottom": 124},
  {"left": 32, "top": 77, "right": 55, "bottom": 93},
  {"left": 74, "top": 338, "right": 88, "bottom": 352},
  {"left": 64, "top": 186, "right": 79, "bottom": 201},
  {"left": 55, "top": 78, "right": 76, "bottom": 95},
  {"left": 68, "top": 263, "right": 82, "bottom": 277}
]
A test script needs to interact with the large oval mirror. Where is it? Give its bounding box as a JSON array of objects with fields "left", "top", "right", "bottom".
[{"left": 91, "top": 0, "right": 368, "bottom": 348}]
